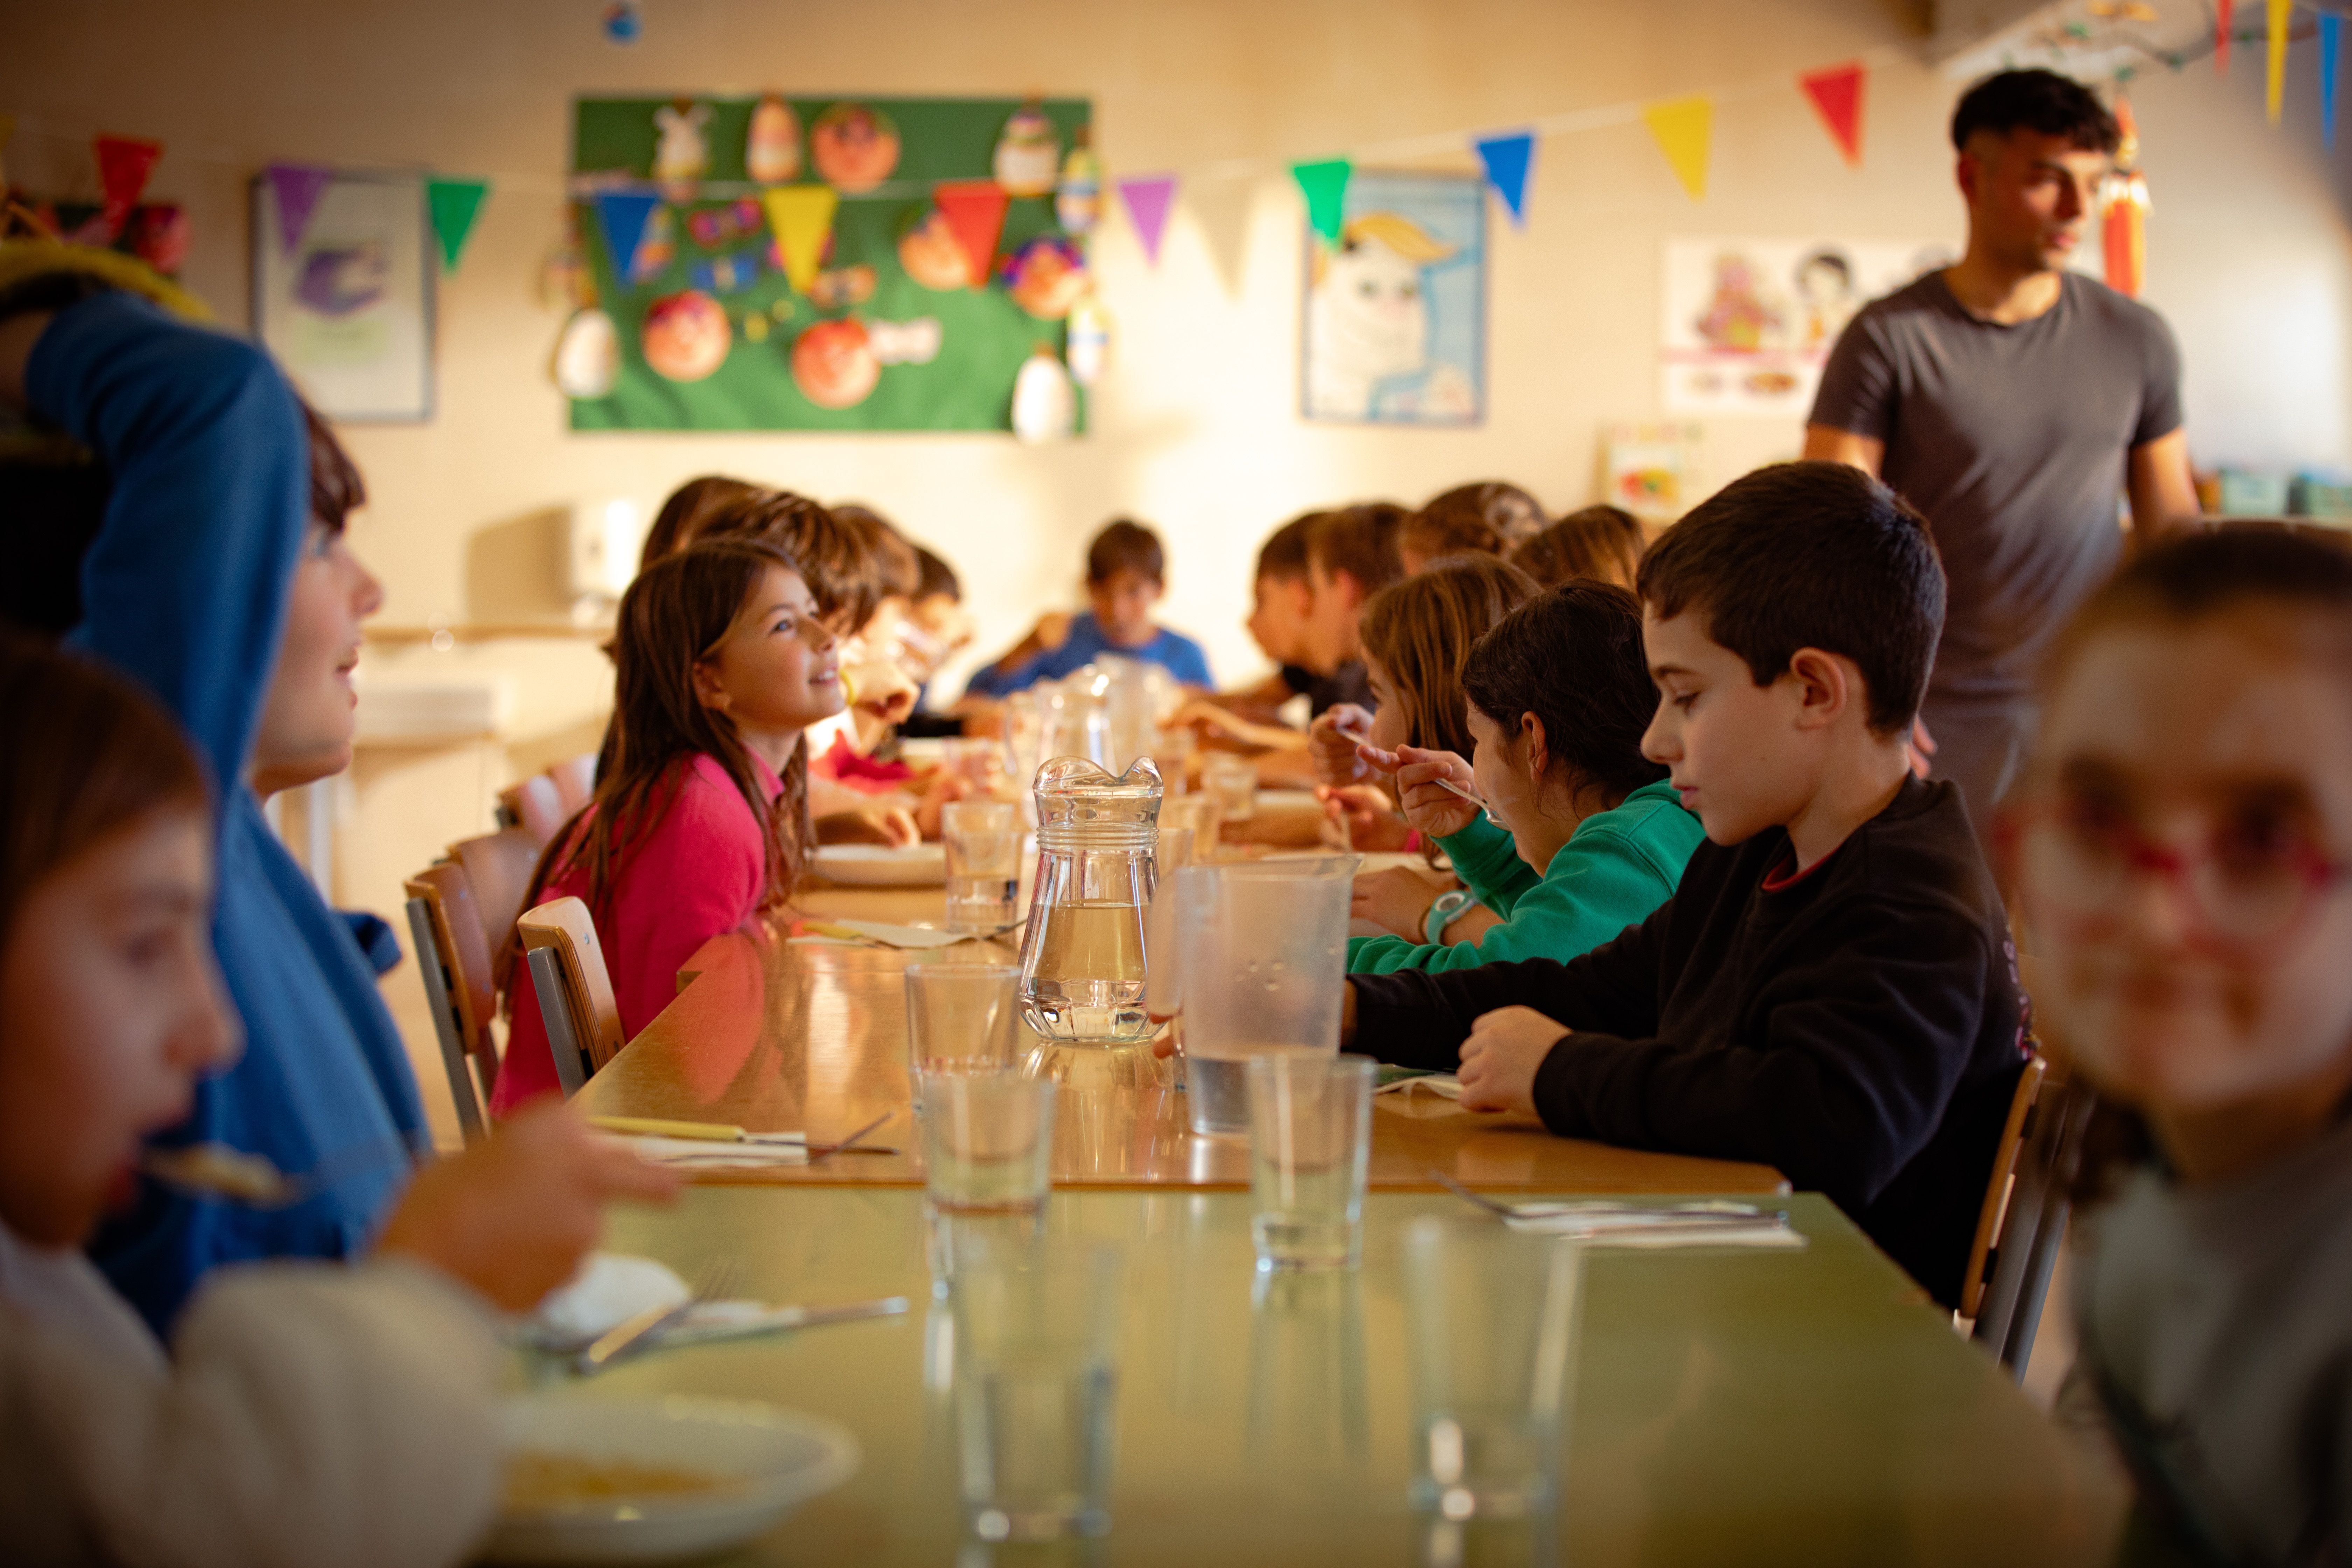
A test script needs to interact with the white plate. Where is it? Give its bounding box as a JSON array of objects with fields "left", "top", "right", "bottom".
[
  {"left": 809, "top": 842, "right": 947, "bottom": 886},
  {"left": 483, "top": 1394, "right": 859, "bottom": 1565}
]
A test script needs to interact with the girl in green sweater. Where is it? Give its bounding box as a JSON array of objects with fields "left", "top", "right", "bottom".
[{"left": 1348, "top": 581, "right": 1704, "bottom": 974}]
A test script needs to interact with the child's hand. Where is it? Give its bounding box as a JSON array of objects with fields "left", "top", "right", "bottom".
[
  {"left": 1456, "top": 1006, "right": 1567, "bottom": 1116},
  {"left": 1369, "top": 745, "right": 1480, "bottom": 840},
  {"left": 375, "top": 1101, "right": 679, "bottom": 1314},
  {"left": 816, "top": 805, "right": 922, "bottom": 847},
  {"left": 913, "top": 769, "right": 975, "bottom": 839},
  {"left": 1317, "top": 784, "right": 1415, "bottom": 850},
  {"left": 1352, "top": 866, "right": 1451, "bottom": 941},
  {"left": 1032, "top": 611, "right": 1075, "bottom": 653},
  {"left": 1308, "top": 704, "right": 1376, "bottom": 787}
]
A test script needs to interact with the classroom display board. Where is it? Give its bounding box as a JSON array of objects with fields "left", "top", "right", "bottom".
[{"left": 563, "top": 94, "right": 1094, "bottom": 434}]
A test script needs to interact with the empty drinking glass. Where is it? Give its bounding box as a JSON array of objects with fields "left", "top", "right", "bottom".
[
  {"left": 920, "top": 1072, "right": 1057, "bottom": 1215},
  {"left": 906, "top": 964, "right": 1026, "bottom": 1110},
  {"left": 1247, "top": 1055, "right": 1374, "bottom": 1271},
  {"left": 943, "top": 800, "right": 1023, "bottom": 934},
  {"left": 1402, "top": 1218, "right": 1583, "bottom": 1522},
  {"left": 951, "top": 1242, "right": 1123, "bottom": 1542},
  {"left": 1202, "top": 752, "right": 1258, "bottom": 822}
]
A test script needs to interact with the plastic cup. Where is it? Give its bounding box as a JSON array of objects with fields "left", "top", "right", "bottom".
[
  {"left": 1203, "top": 752, "right": 1258, "bottom": 822},
  {"left": 943, "top": 799, "right": 1023, "bottom": 934},
  {"left": 906, "top": 964, "right": 1026, "bottom": 1109},
  {"left": 919, "top": 1072, "right": 1056, "bottom": 1215},
  {"left": 1247, "top": 1055, "right": 1374, "bottom": 1271}
]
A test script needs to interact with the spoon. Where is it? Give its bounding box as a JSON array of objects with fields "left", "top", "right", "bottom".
[
  {"left": 1353, "top": 744, "right": 1506, "bottom": 828},
  {"left": 142, "top": 1138, "right": 416, "bottom": 1208}
]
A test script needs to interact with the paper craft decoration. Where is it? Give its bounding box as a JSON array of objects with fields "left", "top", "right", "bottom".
[
  {"left": 1056, "top": 136, "right": 1101, "bottom": 234},
  {"left": 266, "top": 163, "right": 334, "bottom": 256},
  {"left": 601, "top": 0, "right": 640, "bottom": 45},
  {"left": 251, "top": 169, "right": 433, "bottom": 421},
  {"left": 653, "top": 101, "right": 711, "bottom": 198},
  {"left": 1291, "top": 159, "right": 1351, "bottom": 246},
  {"left": 94, "top": 135, "right": 162, "bottom": 240},
  {"left": 1301, "top": 169, "right": 1484, "bottom": 427},
  {"left": 869, "top": 317, "right": 943, "bottom": 365},
  {"left": 1011, "top": 346, "right": 1076, "bottom": 443},
  {"left": 791, "top": 318, "right": 880, "bottom": 407},
  {"left": 685, "top": 197, "right": 762, "bottom": 248},
  {"left": 2324, "top": 14, "right": 2343, "bottom": 147},
  {"left": 993, "top": 101, "right": 1061, "bottom": 196},
  {"left": 934, "top": 179, "right": 1010, "bottom": 287},
  {"left": 810, "top": 103, "right": 901, "bottom": 193},
  {"left": 897, "top": 205, "right": 970, "bottom": 290},
  {"left": 806, "top": 264, "right": 875, "bottom": 310},
  {"left": 1602, "top": 422, "right": 1703, "bottom": 522},
  {"left": 2268, "top": 0, "right": 2292, "bottom": 123},
  {"left": 593, "top": 191, "right": 661, "bottom": 284},
  {"left": 746, "top": 94, "right": 802, "bottom": 184},
  {"left": 1117, "top": 175, "right": 1176, "bottom": 265},
  {"left": 762, "top": 184, "right": 839, "bottom": 294},
  {"left": 1473, "top": 134, "right": 1534, "bottom": 226},
  {"left": 1001, "top": 235, "right": 1088, "bottom": 319},
  {"left": 2217, "top": 0, "right": 2235, "bottom": 72},
  {"left": 2101, "top": 100, "right": 2149, "bottom": 299},
  {"left": 641, "top": 288, "right": 730, "bottom": 380},
  {"left": 1188, "top": 176, "right": 1254, "bottom": 296},
  {"left": 1660, "top": 236, "right": 1953, "bottom": 415},
  {"left": 552, "top": 308, "right": 621, "bottom": 398},
  {"left": 426, "top": 177, "right": 488, "bottom": 270},
  {"left": 1800, "top": 63, "right": 1865, "bottom": 168},
  {"left": 1643, "top": 97, "right": 1713, "bottom": 201},
  {"left": 1066, "top": 294, "right": 1110, "bottom": 385}
]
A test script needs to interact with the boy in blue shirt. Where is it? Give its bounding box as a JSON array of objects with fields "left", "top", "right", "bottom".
[{"left": 963, "top": 518, "right": 1212, "bottom": 697}]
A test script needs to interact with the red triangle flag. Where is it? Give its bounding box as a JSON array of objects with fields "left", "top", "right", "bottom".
[
  {"left": 933, "top": 180, "right": 1010, "bottom": 289},
  {"left": 2217, "top": 0, "right": 2235, "bottom": 72},
  {"left": 1799, "top": 64, "right": 1865, "bottom": 168},
  {"left": 93, "top": 135, "right": 162, "bottom": 239}
]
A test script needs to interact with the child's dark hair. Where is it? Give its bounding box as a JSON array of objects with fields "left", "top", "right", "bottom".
[
  {"left": 1255, "top": 513, "right": 1324, "bottom": 583},
  {"left": 1401, "top": 505, "right": 1502, "bottom": 564},
  {"left": 1951, "top": 68, "right": 2121, "bottom": 155},
  {"left": 1637, "top": 462, "right": 1944, "bottom": 735},
  {"left": 0, "top": 631, "right": 209, "bottom": 949},
  {"left": 637, "top": 475, "right": 773, "bottom": 569},
  {"left": 1308, "top": 503, "right": 1408, "bottom": 597},
  {"left": 1511, "top": 505, "right": 1644, "bottom": 590},
  {"left": 690, "top": 490, "right": 884, "bottom": 631},
  {"left": 833, "top": 503, "right": 922, "bottom": 600},
  {"left": 1087, "top": 518, "right": 1165, "bottom": 585},
  {"left": 303, "top": 403, "right": 364, "bottom": 535},
  {"left": 2046, "top": 525, "right": 2352, "bottom": 691},
  {"left": 914, "top": 545, "right": 961, "bottom": 602},
  {"left": 1358, "top": 554, "right": 1539, "bottom": 756},
  {"left": 1420, "top": 481, "right": 1547, "bottom": 549},
  {"left": 1461, "top": 582, "right": 1669, "bottom": 803}
]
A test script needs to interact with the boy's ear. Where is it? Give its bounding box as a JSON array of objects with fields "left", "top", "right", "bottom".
[
  {"left": 1784, "top": 646, "right": 1854, "bottom": 730},
  {"left": 690, "top": 659, "right": 733, "bottom": 713}
]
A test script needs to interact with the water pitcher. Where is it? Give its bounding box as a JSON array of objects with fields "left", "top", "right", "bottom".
[{"left": 1017, "top": 756, "right": 1162, "bottom": 1046}]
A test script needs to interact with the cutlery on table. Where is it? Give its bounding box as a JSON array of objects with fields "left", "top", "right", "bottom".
[
  {"left": 588, "top": 1114, "right": 901, "bottom": 1156},
  {"left": 805, "top": 1112, "right": 891, "bottom": 1167},
  {"left": 1428, "top": 1170, "right": 1783, "bottom": 1232},
  {"left": 141, "top": 1136, "right": 415, "bottom": 1208},
  {"left": 575, "top": 1256, "right": 742, "bottom": 1375}
]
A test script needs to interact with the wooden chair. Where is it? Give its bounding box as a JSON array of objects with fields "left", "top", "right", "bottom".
[
  {"left": 497, "top": 774, "right": 568, "bottom": 846},
  {"left": 1972, "top": 1068, "right": 2099, "bottom": 1380},
  {"left": 448, "top": 827, "right": 543, "bottom": 955},
  {"left": 402, "top": 862, "right": 500, "bottom": 1144},
  {"left": 516, "top": 895, "right": 625, "bottom": 1097},
  {"left": 1958, "top": 1055, "right": 2046, "bottom": 1326},
  {"left": 548, "top": 753, "right": 597, "bottom": 815}
]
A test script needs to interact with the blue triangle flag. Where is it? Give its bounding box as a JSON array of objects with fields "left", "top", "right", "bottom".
[
  {"left": 593, "top": 191, "right": 660, "bottom": 282},
  {"left": 1475, "top": 132, "right": 1535, "bottom": 225},
  {"left": 2324, "top": 15, "right": 2343, "bottom": 149}
]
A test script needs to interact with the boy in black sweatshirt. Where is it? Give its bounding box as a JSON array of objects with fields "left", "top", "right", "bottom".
[{"left": 1350, "top": 462, "right": 2029, "bottom": 1309}]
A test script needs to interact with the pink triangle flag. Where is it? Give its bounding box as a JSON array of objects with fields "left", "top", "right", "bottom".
[
  {"left": 1116, "top": 175, "right": 1177, "bottom": 265},
  {"left": 266, "top": 163, "right": 335, "bottom": 256}
]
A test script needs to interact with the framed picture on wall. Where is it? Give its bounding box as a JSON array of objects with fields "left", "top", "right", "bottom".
[
  {"left": 251, "top": 170, "right": 434, "bottom": 421},
  {"left": 1299, "top": 168, "right": 1486, "bottom": 427}
]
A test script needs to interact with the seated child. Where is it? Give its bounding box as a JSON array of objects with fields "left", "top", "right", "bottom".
[
  {"left": 2011, "top": 528, "right": 2352, "bottom": 1566},
  {"left": 896, "top": 543, "right": 980, "bottom": 737},
  {"left": 1350, "top": 581, "right": 1705, "bottom": 974},
  {"left": 1302, "top": 505, "right": 1412, "bottom": 790},
  {"left": 962, "top": 519, "right": 1213, "bottom": 698},
  {"left": 1418, "top": 480, "right": 1548, "bottom": 551},
  {"left": 1511, "top": 504, "right": 1645, "bottom": 589},
  {"left": 1344, "top": 462, "right": 2030, "bottom": 1310},
  {"left": 494, "top": 539, "right": 843, "bottom": 1112},
  {"left": 636, "top": 474, "right": 773, "bottom": 568},
  {"left": 0, "top": 632, "right": 674, "bottom": 1567},
  {"left": 1398, "top": 505, "right": 1503, "bottom": 575}
]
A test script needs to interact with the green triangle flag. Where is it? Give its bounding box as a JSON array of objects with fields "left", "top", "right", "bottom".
[
  {"left": 1290, "top": 158, "right": 1351, "bottom": 247},
  {"left": 426, "top": 176, "right": 490, "bottom": 270}
]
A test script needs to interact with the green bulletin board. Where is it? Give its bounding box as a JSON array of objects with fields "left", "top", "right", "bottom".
[{"left": 568, "top": 94, "right": 1092, "bottom": 433}]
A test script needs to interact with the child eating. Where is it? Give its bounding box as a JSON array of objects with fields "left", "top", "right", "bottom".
[{"left": 962, "top": 518, "right": 1213, "bottom": 697}]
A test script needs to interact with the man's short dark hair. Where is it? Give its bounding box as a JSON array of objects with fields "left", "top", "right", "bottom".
[
  {"left": 1951, "top": 69, "right": 2121, "bottom": 155},
  {"left": 1255, "top": 512, "right": 1324, "bottom": 583},
  {"left": 1087, "top": 518, "right": 1165, "bottom": 584},
  {"left": 1307, "top": 503, "right": 1407, "bottom": 596},
  {"left": 1637, "top": 462, "right": 1946, "bottom": 734}
]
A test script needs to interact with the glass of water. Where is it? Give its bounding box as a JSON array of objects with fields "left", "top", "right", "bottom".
[
  {"left": 1402, "top": 1218, "right": 1583, "bottom": 1522},
  {"left": 919, "top": 1071, "right": 1056, "bottom": 1215},
  {"left": 943, "top": 799, "right": 1023, "bottom": 934},
  {"left": 1202, "top": 752, "right": 1258, "bottom": 823},
  {"left": 950, "top": 1242, "right": 1122, "bottom": 1542},
  {"left": 1247, "top": 1054, "right": 1374, "bottom": 1271},
  {"left": 906, "top": 964, "right": 1026, "bottom": 1111}
]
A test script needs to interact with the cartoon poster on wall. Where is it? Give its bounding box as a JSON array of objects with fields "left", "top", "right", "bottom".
[
  {"left": 1300, "top": 170, "right": 1485, "bottom": 427},
  {"left": 1660, "top": 237, "right": 1957, "bottom": 417},
  {"left": 251, "top": 173, "right": 434, "bottom": 422}
]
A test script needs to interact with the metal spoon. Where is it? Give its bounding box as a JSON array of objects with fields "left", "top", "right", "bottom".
[{"left": 142, "top": 1138, "right": 414, "bottom": 1208}]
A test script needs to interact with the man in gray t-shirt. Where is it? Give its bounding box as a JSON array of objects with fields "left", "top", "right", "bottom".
[{"left": 1807, "top": 69, "right": 2200, "bottom": 836}]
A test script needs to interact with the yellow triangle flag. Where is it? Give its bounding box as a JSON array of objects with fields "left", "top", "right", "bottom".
[
  {"left": 1643, "top": 95, "right": 1714, "bottom": 201},
  {"left": 2268, "top": 0, "right": 2293, "bottom": 123},
  {"left": 761, "top": 184, "right": 839, "bottom": 295}
]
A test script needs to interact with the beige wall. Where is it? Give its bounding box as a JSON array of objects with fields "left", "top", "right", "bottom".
[{"left": 9, "top": 0, "right": 2351, "bottom": 1132}]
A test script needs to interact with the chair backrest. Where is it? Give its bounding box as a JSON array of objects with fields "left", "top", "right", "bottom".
[
  {"left": 548, "top": 752, "right": 598, "bottom": 814},
  {"left": 402, "top": 862, "right": 500, "bottom": 1144},
  {"left": 1972, "top": 1068, "right": 2100, "bottom": 1378},
  {"left": 498, "top": 774, "right": 569, "bottom": 847},
  {"left": 517, "top": 895, "right": 626, "bottom": 1092},
  {"left": 1959, "top": 1054, "right": 2047, "bottom": 1323},
  {"left": 449, "top": 827, "right": 544, "bottom": 954}
]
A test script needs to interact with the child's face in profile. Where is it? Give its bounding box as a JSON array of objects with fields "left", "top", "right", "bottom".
[
  {"left": 0, "top": 810, "right": 235, "bottom": 1247},
  {"left": 1088, "top": 568, "right": 1161, "bottom": 646},
  {"left": 1300, "top": 559, "right": 1362, "bottom": 673},
  {"left": 1247, "top": 573, "right": 1312, "bottom": 665},
  {"left": 1639, "top": 607, "right": 1825, "bottom": 846},
  {"left": 696, "top": 565, "right": 846, "bottom": 738},
  {"left": 2015, "top": 613, "right": 2352, "bottom": 1120},
  {"left": 1362, "top": 654, "right": 1410, "bottom": 753},
  {"left": 251, "top": 520, "right": 384, "bottom": 790}
]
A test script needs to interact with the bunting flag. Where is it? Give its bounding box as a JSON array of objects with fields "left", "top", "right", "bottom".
[
  {"left": 1473, "top": 133, "right": 1535, "bottom": 225},
  {"left": 932, "top": 179, "right": 1009, "bottom": 287},
  {"left": 2268, "top": 0, "right": 2293, "bottom": 123},
  {"left": 265, "top": 163, "right": 334, "bottom": 256},
  {"left": 1116, "top": 174, "right": 1177, "bottom": 264},
  {"left": 592, "top": 190, "right": 661, "bottom": 284},
  {"left": 426, "top": 177, "right": 489, "bottom": 270},
  {"left": 2324, "top": 13, "right": 2342, "bottom": 147},
  {"left": 1290, "top": 159, "right": 1351, "bottom": 246},
  {"left": 1188, "top": 175, "right": 1254, "bottom": 297},
  {"left": 93, "top": 135, "right": 162, "bottom": 239},
  {"left": 761, "top": 183, "right": 838, "bottom": 293},
  {"left": 1643, "top": 96, "right": 1714, "bottom": 201},
  {"left": 2218, "top": 0, "right": 2235, "bottom": 72},
  {"left": 1799, "top": 63, "right": 1867, "bottom": 167}
]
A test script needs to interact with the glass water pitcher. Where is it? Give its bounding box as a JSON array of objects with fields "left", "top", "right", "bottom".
[{"left": 1017, "top": 755, "right": 1163, "bottom": 1045}]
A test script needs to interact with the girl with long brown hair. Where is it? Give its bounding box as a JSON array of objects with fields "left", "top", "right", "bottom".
[{"left": 493, "top": 538, "right": 843, "bottom": 1111}]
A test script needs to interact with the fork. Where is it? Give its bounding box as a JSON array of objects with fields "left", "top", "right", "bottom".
[
  {"left": 1428, "top": 1170, "right": 1772, "bottom": 1226},
  {"left": 574, "top": 1256, "right": 743, "bottom": 1375}
]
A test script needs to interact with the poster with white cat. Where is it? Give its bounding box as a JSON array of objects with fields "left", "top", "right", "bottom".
[{"left": 1300, "top": 170, "right": 1485, "bottom": 427}]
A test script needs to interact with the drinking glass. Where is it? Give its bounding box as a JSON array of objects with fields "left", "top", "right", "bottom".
[
  {"left": 1402, "top": 1218, "right": 1583, "bottom": 1522},
  {"left": 943, "top": 800, "right": 1023, "bottom": 934},
  {"left": 1247, "top": 1055, "right": 1374, "bottom": 1270},
  {"left": 920, "top": 1072, "right": 1057, "bottom": 1215},
  {"left": 1203, "top": 753, "right": 1258, "bottom": 822},
  {"left": 906, "top": 964, "right": 1025, "bottom": 1110},
  {"left": 951, "top": 1243, "right": 1123, "bottom": 1542},
  {"left": 1158, "top": 792, "right": 1221, "bottom": 862},
  {"left": 944, "top": 735, "right": 1011, "bottom": 797}
]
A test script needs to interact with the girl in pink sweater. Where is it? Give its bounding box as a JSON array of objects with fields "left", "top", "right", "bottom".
[{"left": 493, "top": 540, "right": 844, "bottom": 1112}]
